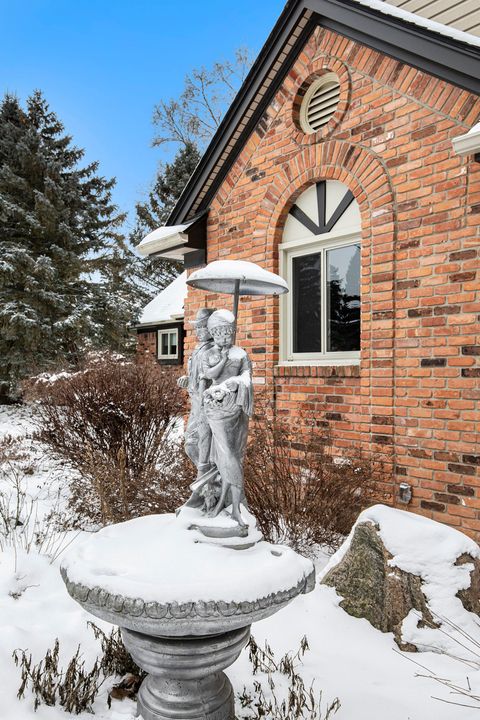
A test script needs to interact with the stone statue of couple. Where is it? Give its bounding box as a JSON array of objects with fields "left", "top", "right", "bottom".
[{"left": 177, "top": 308, "right": 253, "bottom": 529}]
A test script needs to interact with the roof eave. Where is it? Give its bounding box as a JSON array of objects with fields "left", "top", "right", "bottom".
[
  {"left": 168, "top": 0, "right": 314, "bottom": 224},
  {"left": 452, "top": 128, "right": 480, "bottom": 156},
  {"left": 135, "top": 316, "right": 185, "bottom": 330}
]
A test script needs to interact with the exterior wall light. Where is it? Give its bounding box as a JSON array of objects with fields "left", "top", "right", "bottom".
[{"left": 399, "top": 482, "right": 412, "bottom": 504}]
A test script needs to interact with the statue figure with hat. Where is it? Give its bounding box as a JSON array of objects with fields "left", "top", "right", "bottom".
[
  {"left": 177, "top": 262, "right": 287, "bottom": 538},
  {"left": 177, "top": 308, "right": 214, "bottom": 480},
  {"left": 201, "top": 309, "right": 253, "bottom": 527},
  {"left": 180, "top": 308, "right": 253, "bottom": 530}
]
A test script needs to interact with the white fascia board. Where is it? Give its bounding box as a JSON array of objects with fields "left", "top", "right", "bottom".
[
  {"left": 452, "top": 124, "right": 480, "bottom": 156},
  {"left": 136, "top": 222, "right": 193, "bottom": 258}
]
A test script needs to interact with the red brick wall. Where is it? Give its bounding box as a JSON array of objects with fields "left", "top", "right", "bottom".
[
  {"left": 136, "top": 330, "right": 157, "bottom": 363},
  {"left": 184, "top": 26, "right": 480, "bottom": 537}
]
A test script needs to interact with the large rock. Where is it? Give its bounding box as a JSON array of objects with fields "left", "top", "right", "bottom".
[
  {"left": 321, "top": 505, "right": 480, "bottom": 652},
  {"left": 322, "top": 521, "right": 436, "bottom": 650},
  {"left": 456, "top": 553, "right": 480, "bottom": 615}
]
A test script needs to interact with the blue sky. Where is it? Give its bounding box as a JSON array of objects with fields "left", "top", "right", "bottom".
[{"left": 0, "top": 0, "right": 284, "bottom": 232}]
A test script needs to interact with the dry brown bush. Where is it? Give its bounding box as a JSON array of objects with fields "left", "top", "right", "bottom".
[
  {"left": 244, "top": 407, "right": 384, "bottom": 555},
  {"left": 13, "top": 622, "right": 145, "bottom": 714},
  {"left": 29, "top": 354, "right": 192, "bottom": 525}
]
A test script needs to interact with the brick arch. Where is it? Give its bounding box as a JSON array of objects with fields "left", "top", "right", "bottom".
[
  {"left": 255, "top": 140, "right": 395, "bottom": 253},
  {"left": 252, "top": 140, "right": 397, "bottom": 469}
]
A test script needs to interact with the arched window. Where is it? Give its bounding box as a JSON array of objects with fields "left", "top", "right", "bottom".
[{"left": 280, "top": 180, "right": 361, "bottom": 364}]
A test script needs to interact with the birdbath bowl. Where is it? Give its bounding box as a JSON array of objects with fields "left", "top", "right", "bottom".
[{"left": 61, "top": 511, "right": 315, "bottom": 720}]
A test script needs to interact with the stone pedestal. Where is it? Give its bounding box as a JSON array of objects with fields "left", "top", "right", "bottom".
[
  {"left": 60, "top": 513, "right": 315, "bottom": 720},
  {"left": 122, "top": 625, "right": 250, "bottom": 720}
]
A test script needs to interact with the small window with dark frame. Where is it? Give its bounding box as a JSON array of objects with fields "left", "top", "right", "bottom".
[
  {"left": 158, "top": 328, "right": 179, "bottom": 360},
  {"left": 281, "top": 181, "right": 361, "bottom": 364}
]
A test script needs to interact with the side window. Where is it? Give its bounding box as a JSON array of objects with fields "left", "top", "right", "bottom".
[
  {"left": 280, "top": 181, "right": 361, "bottom": 364},
  {"left": 158, "top": 328, "right": 179, "bottom": 360}
]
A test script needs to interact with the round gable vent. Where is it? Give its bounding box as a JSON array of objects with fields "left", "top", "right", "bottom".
[{"left": 300, "top": 73, "right": 341, "bottom": 134}]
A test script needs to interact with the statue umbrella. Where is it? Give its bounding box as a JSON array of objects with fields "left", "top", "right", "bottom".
[{"left": 186, "top": 260, "right": 288, "bottom": 340}]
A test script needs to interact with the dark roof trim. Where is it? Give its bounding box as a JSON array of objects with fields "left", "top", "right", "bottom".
[
  {"left": 169, "top": 0, "right": 313, "bottom": 224},
  {"left": 320, "top": 0, "right": 480, "bottom": 92},
  {"left": 169, "top": 0, "right": 480, "bottom": 225},
  {"left": 135, "top": 320, "right": 184, "bottom": 331}
]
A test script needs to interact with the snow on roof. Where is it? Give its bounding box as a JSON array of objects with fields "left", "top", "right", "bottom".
[
  {"left": 353, "top": 0, "right": 480, "bottom": 48},
  {"left": 136, "top": 222, "right": 192, "bottom": 258},
  {"left": 467, "top": 121, "right": 480, "bottom": 135},
  {"left": 137, "top": 272, "right": 187, "bottom": 327}
]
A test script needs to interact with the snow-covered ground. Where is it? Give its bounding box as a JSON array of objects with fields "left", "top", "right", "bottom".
[{"left": 1, "top": 404, "right": 479, "bottom": 720}]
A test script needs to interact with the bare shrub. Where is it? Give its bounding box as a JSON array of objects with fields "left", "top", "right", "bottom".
[
  {"left": 88, "top": 622, "right": 144, "bottom": 679},
  {"left": 237, "top": 635, "right": 340, "bottom": 719},
  {"left": 0, "top": 438, "right": 78, "bottom": 565},
  {"left": 29, "top": 354, "right": 190, "bottom": 525},
  {"left": 244, "top": 408, "right": 383, "bottom": 555},
  {"left": 13, "top": 622, "right": 144, "bottom": 714},
  {"left": 0, "top": 434, "right": 28, "bottom": 465},
  {"left": 0, "top": 467, "right": 76, "bottom": 563},
  {"left": 397, "top": 612, "right": 480, "bottom": 710},
  {"left": 13, "top": 640, "right": 103, "bottom": 714},
  {"left": 0, "top": 444, "right": 29, "bottom": 543}
]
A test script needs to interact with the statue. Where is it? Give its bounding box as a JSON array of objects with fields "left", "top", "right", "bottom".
[
  {"left": 177, "top": 308, "right": 214, "bottom": 479},
  {"left": 179, "top": 308, "right": 253, "bottom": 531},
  {"left": 60, "top": 261, "right": 316, "bottom": 720}
]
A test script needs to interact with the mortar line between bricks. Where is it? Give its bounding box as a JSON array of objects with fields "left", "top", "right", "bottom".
[{"left": 315, "top": 49, "right": 477, "bottom": 132}]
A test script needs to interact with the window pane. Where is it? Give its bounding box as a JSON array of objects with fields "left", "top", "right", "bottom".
[
  {"left": 161, "top": 333, "right": 168, "bottom": 355},
  {"left": 169, "top": 332, "right": 177, "bottom": 355},
  {"left": 326, "top": 244, "right": 360, "bottom": 352},
  {"left": 293, "top": 252, "right": 321, "bottom": 353}
]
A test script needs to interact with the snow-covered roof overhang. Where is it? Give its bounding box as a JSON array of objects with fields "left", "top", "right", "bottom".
[
  {"left": 137, "top": 222, "right": 194, "bottom": 260},
  {"left": 136, "top": 272, "right": 188, "bottom": 328},
  {"left": 353, "top": 0, "right": 480, "bottom": 48},
  {"left": 452, "top": 122, "right": 480, "bottom": 157},
  {"left": 136, "top": 211, "right": 208, "bottom": 266}
]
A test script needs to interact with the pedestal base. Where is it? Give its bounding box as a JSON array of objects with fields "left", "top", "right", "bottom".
[
  {"left": 138, "top": 673, "right": 234, "bottom": 720},
  {"left": 121, "top": 625, "right": 250, "bottom": 720}
]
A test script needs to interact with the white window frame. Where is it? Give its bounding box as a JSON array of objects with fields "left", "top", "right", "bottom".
[
  {"left": 157, "top": 328, "right": 179, "bottom": 360},
  {"left": 280, "top": 227, "right": 361, "bottom": 366}
]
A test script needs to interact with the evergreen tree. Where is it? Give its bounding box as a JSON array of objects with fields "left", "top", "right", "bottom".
[
  {"left": 130, "top": 141, "right": 201, "bottom": 295},
  {"left": 0, "top": 91, "right": 130, "bottom": 395}
]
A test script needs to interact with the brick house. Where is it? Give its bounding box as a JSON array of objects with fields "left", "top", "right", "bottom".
[
  {"left": 136, "top": 271, "right": 187, "bottom": 366},
  {"left": 138, "top": 0, "right": 480, "bottom": 536}
]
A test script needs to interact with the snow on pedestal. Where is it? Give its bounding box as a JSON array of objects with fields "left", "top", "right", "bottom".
[
  {"left": 60, "top": 512, "right": 314, "bottom": 720},
  {"left": 61, "top": 512, "right": 313, "bottom": 612}
]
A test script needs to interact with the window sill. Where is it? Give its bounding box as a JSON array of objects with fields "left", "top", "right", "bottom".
[{"left": 274, "top": 363, "right": 360, "bottom": 378}]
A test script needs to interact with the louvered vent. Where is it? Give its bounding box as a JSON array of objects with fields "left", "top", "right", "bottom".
[{"left": 300, "top": 74, "right": 341, "bottom": 133}]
